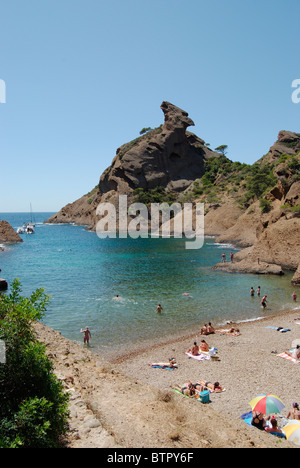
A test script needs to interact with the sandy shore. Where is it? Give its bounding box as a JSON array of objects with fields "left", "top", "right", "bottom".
[{"left": 34, "top": 306, "right": 300, "bottom": 448}]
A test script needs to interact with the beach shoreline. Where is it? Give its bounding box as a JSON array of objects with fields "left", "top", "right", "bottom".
[
  {"left": 35, "top": 305, "right": 300, "bottom": 448},
  {"left": 110, "top": 308, "right": 300, "bottom": 420}
]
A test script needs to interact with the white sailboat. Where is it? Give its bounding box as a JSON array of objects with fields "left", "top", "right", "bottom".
[{"left": 23, "top": 203, "right": 35, "bottom": 234}]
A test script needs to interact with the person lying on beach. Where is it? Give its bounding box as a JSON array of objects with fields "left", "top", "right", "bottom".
[
  {"left": 287, "top": 402, "right": 300, "bottom": 420},
  {"left": 215, "top": 328, "right": 241, "bottom": 336},
  {"left": 251, "top": 412, "right": 269, "bottom": 430},
  {"left": 196, "top": 380, "right": 224, "bottom": 392},
  {"left": 187, "top": 342, "right": 200, "bottom": 356},
  {"left": 284, "top": 345, "right": 300, "bottom": 361},
  {"left": 175, "top": 382, "right": 197, "bottom": 398},
  {"left": 149, "top": 358, "right": 177, "bottom": 368}
]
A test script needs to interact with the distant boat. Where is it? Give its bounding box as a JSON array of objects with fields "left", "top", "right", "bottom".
[
  {"left": 23, "top": 203, "right": 36, "bottom": 233},
  {"left": 16, "top": 227, "right": 24, "bottom": 234},
  {"left": 24, "top": 224, "right": 35, "bottom": 234}
]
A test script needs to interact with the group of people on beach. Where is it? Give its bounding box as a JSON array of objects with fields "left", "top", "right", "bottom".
[{"left": 251, "top": 402, "right": 300, "bottom": 436}]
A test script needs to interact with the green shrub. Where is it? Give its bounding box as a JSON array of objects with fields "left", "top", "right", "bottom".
[
  {"left": 132, "top": 186, "right": 176, "bottom": 205},
  {"left": 0, "top": 280, "right": 69, "bottom": 448},
  {"left": 259, "top": 198, "right": 272, "bottom": 213}
]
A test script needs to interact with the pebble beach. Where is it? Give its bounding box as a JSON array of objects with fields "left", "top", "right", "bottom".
[
  {"left": 34, "top": 306, "right": 300, "bottom": 448},
  {"left": 112, "top": 309, "right": 300, "bottom": 424}
]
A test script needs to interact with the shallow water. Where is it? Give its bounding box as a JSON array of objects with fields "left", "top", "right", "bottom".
[{"left": 0, "top": 212, "right": 297, "bottom": 357}]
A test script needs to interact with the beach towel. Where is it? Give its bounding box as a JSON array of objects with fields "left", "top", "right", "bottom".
[
  {"left": 240, "top": 411, "right": 253, "bottom": 426},
  {"left": 266, "top": 326, "right": 291, "bottom": 333},
  {"left": 150, "top": 364, "right": 177, "bottom": 370},
  {"left": 276, "top": 352, "right": 300, "bottom": 364},
  {"left": 173, "top": 388, "right": 200, "bottom": 401},
  {"left": 185, "top": 352, "right": 210, "bottom": 361}
]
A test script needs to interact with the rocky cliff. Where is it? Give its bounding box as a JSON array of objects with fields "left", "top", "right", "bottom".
[
  {"left": 0, "top": 220, "right": 23, "bottom": 244},
  {"left": 45, "top": 102, "right": 220, "bottom": 227},
  {"left": 208, "top": 131, "right": 300, "bottom": 284},
  {"left": 45, "top": 105, "right": 300, "bottom": 284}
]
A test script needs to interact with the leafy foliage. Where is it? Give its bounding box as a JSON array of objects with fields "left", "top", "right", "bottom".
[
  {"left": 132, "top": 186, "right": 176, "bottom": 205},
  {"left": 0, "top": 280, "right": 69, "bottom": 448}
]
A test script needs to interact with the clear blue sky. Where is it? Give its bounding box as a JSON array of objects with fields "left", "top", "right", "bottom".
[{"left": 0, "top": 0, "right": 299, "bottom": 212}]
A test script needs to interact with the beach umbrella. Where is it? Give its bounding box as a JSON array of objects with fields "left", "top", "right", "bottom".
[
  {"left": 282, "top": 420, "right": 300, "bottom": 445},
  {"left": 249, "top": 394, "right": 285, "bottom": 415}
]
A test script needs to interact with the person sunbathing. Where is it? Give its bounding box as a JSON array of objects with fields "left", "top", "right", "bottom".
[
  {"left": 200, "top": 324, "right": 208, "bottom": 335},
  {"left": 206, "top": 322, "right": 215, "bottom": 334},
  {"left": 264, "top": 417, "right": 284, "bottom": 435},
  {"left": 287, "top": 402, "right": 300, "bottom": 420},
  {"left": 200, "top": 340, "right": 209, "bottom": 352},
  {"left": 149, "top": 358, "right": 177, "bottom": 368},
  {"left": 196, "top": 380, "right": 223, "bottom": 392},
  {"left": 284, "top": 345, "right": 300, "bottom": 361},
  {"left": 251, "top": 412, "right": 268, "bottom": 430},
  {"left": 187, "top": 342, "right": 200, "bottom": 355},
  {"left": 176, "top": 381, "right": 197, "bottom": 397}
]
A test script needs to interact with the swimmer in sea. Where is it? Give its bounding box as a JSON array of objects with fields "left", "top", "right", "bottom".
[{"left": 156, "top": 304, "right": 163, "bottom": 313}]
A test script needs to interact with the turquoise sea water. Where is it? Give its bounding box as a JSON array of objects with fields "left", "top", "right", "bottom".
[{"left": 0, "top": 212, "right": 297, "bottom": 358}]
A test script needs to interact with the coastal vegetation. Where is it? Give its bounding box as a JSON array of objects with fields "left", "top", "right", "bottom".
[
  {"left": 0, "top": 280, "right": 69, "bottom": 448},
  {"left": 130, "top": 149, "right": 299, "bottom": 218}
]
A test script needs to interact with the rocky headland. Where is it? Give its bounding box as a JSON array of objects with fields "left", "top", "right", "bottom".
[
  {"left": 45, "top": 103, "right": 300, "bottom": 284},
  {"left": 0, "top": 220, "right": 23, "bottom": 244}
]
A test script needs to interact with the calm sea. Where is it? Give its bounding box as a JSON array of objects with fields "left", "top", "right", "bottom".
[{"left": 0, "top": 212, "right": 297, "bottom": 358}]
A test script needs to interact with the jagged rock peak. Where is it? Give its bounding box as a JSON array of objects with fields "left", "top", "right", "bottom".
[
  {"left": 260, "top": 130, "right": 300, "bottom": 164},
  {"left": 160, "top": 101, "right": 195, "bottom": 131}
]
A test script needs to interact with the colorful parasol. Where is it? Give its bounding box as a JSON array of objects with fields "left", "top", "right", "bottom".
[
  {"left": 249, "top": 394, "right": 285, "bottom": 415},
  {"left": 283, "top": 420, "right": 300, "bottom": 445}
]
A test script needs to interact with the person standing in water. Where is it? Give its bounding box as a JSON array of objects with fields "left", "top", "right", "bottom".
[
  {"left": 261, "top": 295, "right": 267, "bottom": 309},
  {"left": 292, "top": 291, "right": 297, "bottom": 302},
  {"left": 156, "top": 304, "right": 163, "bottom": 313},
  {"left": 80, "top": 327, "right": 91, "bottom": 345}
]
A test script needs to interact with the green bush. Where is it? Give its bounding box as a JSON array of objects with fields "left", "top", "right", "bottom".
[
  {"left": 132, "top": 186, "right": 176, "bottom": 205},
  {"left": 0, "top": 280, "right": 69, "bottom": 448},
  {"left": 259, "top": 198, "right": 272, "bottom": 213}
]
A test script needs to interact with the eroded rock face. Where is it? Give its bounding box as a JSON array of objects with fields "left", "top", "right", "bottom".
[
  {"left": 261, "top": 130, "right": 300, "bottom": 164},
  {"left": 0, "top": 220, "right": 23, "bottom": 244},
  {"left": 99, "top": 101, "right": 219, "bottom": 195}
]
